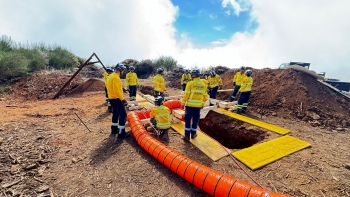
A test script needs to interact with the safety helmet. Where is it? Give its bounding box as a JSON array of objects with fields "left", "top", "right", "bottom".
[
  {"left": 240, "top": 66, "right": 246, "bottom": 70},
  {"left": 210, "top": 70, "right": 216, "bottom": 76},
  {"left": 185, "top": 69, "right": 190, "bottom": 73},
  {"left": 115, "top": 63, "right": 126, "bottom": 71},
  {"left": 129, "top": 66, "right": 135, "bottom": 71},
  {"left": 191, "top": 69, "right": 200, "bottom": 77},
  {"left": 157, "top": 67, "right": 164, "bottom": 74},
  {"left": 154, "top": 96, "right": 164, "bottom": 106},
  {"left": 245, "top": 69, "right": 252, "bottom": 77},
  {"left": 106, "top": 67, "right": 113, "bottom": 73}
]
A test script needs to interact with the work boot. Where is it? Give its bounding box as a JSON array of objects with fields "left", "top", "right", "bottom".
[
  {"left": 230, "top": 96, "right": 235, "bottom": 102},
  {"left": 236, "top": 109, "right": 242, "bottom": 114},
  {"left": 110, "top": 126, "right": 118, "bottom": 136},
  {"left": 191, "top": 133, "right": 198, "bottom": 139},
  {"left": 160, "top": 130, "right": 169, "bottom": 142},
  {"left": 117, "top": 128, "right": 130, "bottom": 139},
  {"left": 182, "top": 136, "right": 190, "bottom": 141}
]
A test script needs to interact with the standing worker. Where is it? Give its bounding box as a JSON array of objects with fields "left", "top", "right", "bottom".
[
  {"left": 207, "top": 70, "right": 222, "bottom": 99},
  {"left": 181, "top": 69, "right": 208, "bottom": 141},
  {"left": 103, "top": 67, "right": 113, "bottom": 112},
  {"left": 181, "top": 69, "right": 192, "bottom": 91},
  {"left": 236, "top": 70, "right": 253, "bottom": 114},
  {"left": 230, "top": 66, "right": 246, "bottom": 102},
  {"left": 150, "top": 96, "right": 171, "bottom": 142},
  {"left": 126, "top": 66, "right": 139, "bottom": 101},
  {"left": 107, "top": 63, "right": 129, "bottom": 138},
  {"left": 153, "top": 68, "right": 166, "bottom": 98}
]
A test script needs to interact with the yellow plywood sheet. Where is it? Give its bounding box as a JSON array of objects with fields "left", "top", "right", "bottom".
[
  {"left": 215, "top": 108, "right": 290, "bottom": 135},
  {"left": 233, "top": 135, "right": 311, "bottom": 170},
  {"left": 171, "top": 122, "right": 230, "bottom": 161}
]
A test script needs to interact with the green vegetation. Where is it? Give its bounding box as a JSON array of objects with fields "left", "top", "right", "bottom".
[
  {"left": 0, "top": 35, "right": 85, "bottom": 81},
  {"left": 152, "top": 55, "right": 178, "bottom": 72}
]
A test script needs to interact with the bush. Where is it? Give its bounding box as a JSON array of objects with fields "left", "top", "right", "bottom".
[
  {"left": 0, "top": 51, "right": 29, "bottom": 80},
  {"left": 135, "top": 59, "right": 154, "bottom": 79},
  {"left": 153, "top": 56, "right": 178, "bottom": 72}
]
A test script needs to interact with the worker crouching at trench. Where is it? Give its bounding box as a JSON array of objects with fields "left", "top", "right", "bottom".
[
  {"left": 149, "top": 96, "right": 171, "bottom": 142},
  {"left": 126, "top": 66, "right": 139, "bottom": 101},
  {"left": 181, "top": 69, "right": 208, "bottom": 141},
  {"left": 106, "top": 63, "right": 129, "bottom": 139},
  {"left": 236, "top": 69, "right": 253, "bottom": 114}
]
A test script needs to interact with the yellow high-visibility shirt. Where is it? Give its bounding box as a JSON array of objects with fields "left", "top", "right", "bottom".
[
  {"left": 201, "top": 79, "right": 208, "bottom": 86},
  {"left": 153, "top": 74, "right": 166, "bottom": 92},
  {"left": 182, "top": 78, "right": 208, "bottom": 108},
  {"left": 208, "top": 74, "right": 222, "bottom": 88},
  {"left": 103, "top": 71, "right": 110, "bottom": 85},
  {"left": 232, "top": 72, "right": 246, "bottom": 86},
  {"left": 106, "top": 73, "right": 124, "bottom": 100},
  {"left": 126, "top": 72, "right": 139, "bottom": 86},
  {"left": 239, "top": 76, "right": 253, "bottom": 92},
  {"left": 181, "top": 73, "right": 192, "bottom": 84},
  {"left": 150, "top": 105, "right": 171, "bottom": 129}
]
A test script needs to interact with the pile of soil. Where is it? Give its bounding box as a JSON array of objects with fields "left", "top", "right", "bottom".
[
  {"left": 11, "top": 72, "right": 84, "bottom": 101},
  {"left": 220, "top": 69, "right": 350, "bottom": 129},
  {"left": 199, "top": 111, "right": 267, "bottom": 149},
  {"left": 138, "top": 85, "right": 169, "bottom": 97},
  {"left": 67, "top": 79, "right": 105, "bottom": 96}
]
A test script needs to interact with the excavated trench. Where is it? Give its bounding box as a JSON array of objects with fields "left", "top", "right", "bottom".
[{"left": 199, "top": 111, "right": 267, "bottom": 149}]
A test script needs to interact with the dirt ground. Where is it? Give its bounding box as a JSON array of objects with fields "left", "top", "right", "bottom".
[{"left": 0, "top": 71, "right": 349, "bottom": 197}]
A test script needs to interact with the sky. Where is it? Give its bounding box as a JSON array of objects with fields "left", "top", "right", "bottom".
[{"left": 1, "top": 0, "right": 350, "bottom": 81}]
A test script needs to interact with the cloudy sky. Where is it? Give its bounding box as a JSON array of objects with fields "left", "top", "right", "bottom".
[{"left": 1, "top": 0, "right": 350, "bottom": 81}]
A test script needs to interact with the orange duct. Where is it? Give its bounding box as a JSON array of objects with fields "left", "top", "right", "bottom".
[
  {"left": 163, "top": 99, "right": 182, "bottom": 110},
  {"left": 127, "top": 112, "right": 292, "bottom": 197}
]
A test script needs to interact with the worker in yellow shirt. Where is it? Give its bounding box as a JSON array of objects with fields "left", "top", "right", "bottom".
[
  {"left": 207, "top": 70, "right": 222, "bottom": 99},
  {"left": 230, "top": 66, "right": 246, "bottom": 102},
  {"left": 106, "top": 63, "right": 129, "bottom": 138},
  {"left": 150, "top": 96, "right": 171, "bottom": 142},
  {"left": 126, "top": 66, "right": 139, "bottom": 101},
  {"left": 153, "top": 68, "right": 166, "bottom": 98},
  {"left": 237, "top": 70, "right": 253, "bottom": 114},
  {"left": 181, "top": 69, "right": 208, "bottom": 141},
  {"left": 181, "top": 69, "right": 192, "bottom": 91},
  {"left": 103, "top": 67, "right": 113, "bottom": 112}
]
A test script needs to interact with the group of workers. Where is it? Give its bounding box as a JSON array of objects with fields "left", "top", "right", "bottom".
[{"left": 103, "top": 64, "right": 253, "bottom": 141}]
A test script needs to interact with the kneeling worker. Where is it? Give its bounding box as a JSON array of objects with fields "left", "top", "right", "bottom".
[
  {"left": 181, "top": 69, "right": 208, "bottom": 141},
  {"left": 107, "top": 63, "right": 129, "bottom": 138},
  {"left": 150, "top": 96, "right": 171, "bottom": 142}
]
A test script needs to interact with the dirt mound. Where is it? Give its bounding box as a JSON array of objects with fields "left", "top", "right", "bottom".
[
  {"left": 139, "top": 85, "right": 169, "bottom": 97},
  {"left": 11, "top": 72, "right": 84, "bottom": 101},
  {"left": 220, "top": 69, "right": 350, "bottom": 129},
  {"left": 68, "top": 79, "right": 105, "bottom": 96}
]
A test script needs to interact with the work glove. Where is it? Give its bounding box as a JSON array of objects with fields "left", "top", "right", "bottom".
[
  {"left": 121, "top": 99, "right": 128, "bottom": 106},
  {"left": 126, "top": 86, "right": 130, "bottom": 92},
  {"left": 122, "top": 88, "right": 128, "bottom": 93},
  {"left": 233, "top": 82, "right": 236, "bottom": 87},
  {"left": 219, "top": 85, "right": 223, "bottom": 90},
  {"left": 137, "top": 84, "right": 140, "bottom": 88}
]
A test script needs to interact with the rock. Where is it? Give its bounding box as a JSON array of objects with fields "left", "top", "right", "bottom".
[
  {"left": 36, "top": 185, "right": 50, "bottom": 193},
  {"left": 345, "top": 164, "right": 350, "bottom": 170},
  {"left": 271, "top": 112, "right": 277, "bottom": 116},
  {"left": 10, "top": 165, "right": 20, "bottom": 175},
  {"left": 308, "top": 112, "right": 320, "bottom": 120},
  {"left": 336, "top": 128, "right": 344, "bottom": 131},
  {"left": 72, "top": 158, "right": 78, "bottom": 163},
  {"left": 25, "top": 163, "right": 38, "bottom": 170},
  {"left": 302, "top": 116, "right": 309, "bottom": 121},
  {"left": 310, "top": 121, "right": 321, "bottom": 127}
]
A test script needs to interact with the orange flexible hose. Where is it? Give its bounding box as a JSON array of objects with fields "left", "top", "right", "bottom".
[{"left": 127, "top": 112, "right": 292, "bottom": 197}]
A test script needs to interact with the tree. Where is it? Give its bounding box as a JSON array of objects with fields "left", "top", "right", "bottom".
[{"left": 153, "top": 56, "right": 178, "bottom": 72}]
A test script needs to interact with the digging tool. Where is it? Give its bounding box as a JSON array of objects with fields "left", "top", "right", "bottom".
[{"left": 74, "top": 112, "right": 92, "bottom": 132}]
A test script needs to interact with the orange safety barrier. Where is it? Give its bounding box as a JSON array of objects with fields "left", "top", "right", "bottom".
[
  {"left": 163, "top": 99, "right": 182, "bottom": 110},
  {"left": 135, "top": 109, "right": 151, "bottom": 120},
  {"left": 127, "top": 112, "right": 292, "bottom": 197}
]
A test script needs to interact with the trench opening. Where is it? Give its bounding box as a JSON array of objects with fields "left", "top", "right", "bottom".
[{"left": 198, "top": 111, "right": 267, "bottom": 149}]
